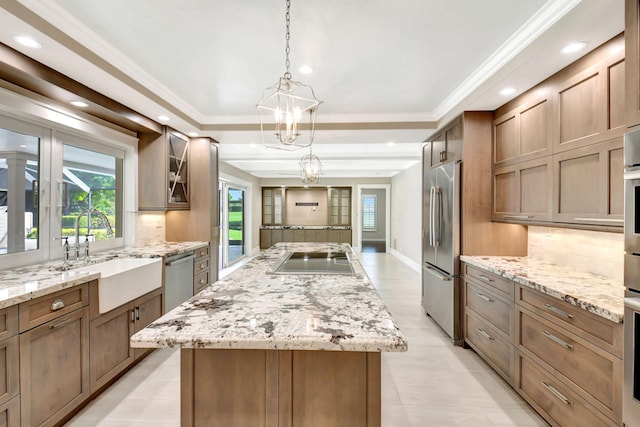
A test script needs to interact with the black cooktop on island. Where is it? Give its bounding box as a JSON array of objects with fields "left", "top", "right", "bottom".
[{"left": 269, "top": 251, "right": 355, "bottom": 275}]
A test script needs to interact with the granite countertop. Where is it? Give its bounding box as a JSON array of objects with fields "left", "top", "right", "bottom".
[
  {"left": 130, "top": 242, "right": 408, "bottom": 352},
  {"left": 0, "top": 241, "right": 209, "bottom": 309},
  {"left": 261, "top": 225, "right": 352, "bottom": 230},
  {"left": 460, "top": 255, "right": 624, "bottom": 323}
]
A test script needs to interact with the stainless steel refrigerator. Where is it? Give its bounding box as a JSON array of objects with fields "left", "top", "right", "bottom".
[{"left": 422, "top": 160, "right": 461, "bottom": 342}]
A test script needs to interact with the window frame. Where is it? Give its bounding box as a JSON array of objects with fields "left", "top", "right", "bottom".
[{"left": 362, "top": 194, "right": 377, "bottom": 232}]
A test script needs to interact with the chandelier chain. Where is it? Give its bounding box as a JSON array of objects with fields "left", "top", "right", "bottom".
[{"left": 284, "top": 0, "right": 292, "bottom": 79}]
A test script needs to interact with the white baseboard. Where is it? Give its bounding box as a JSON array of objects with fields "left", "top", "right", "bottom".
[{"left": 390, "top": 248, "right": 421, "bottom": 273}]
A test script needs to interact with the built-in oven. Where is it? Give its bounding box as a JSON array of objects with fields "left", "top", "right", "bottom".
[{"left": 624, "top": 127, "right": 640, "bottom": 426}]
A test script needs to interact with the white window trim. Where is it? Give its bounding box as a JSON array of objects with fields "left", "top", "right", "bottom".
[{"left": 362, "top": 194, "right": 377, "bottom": 232}]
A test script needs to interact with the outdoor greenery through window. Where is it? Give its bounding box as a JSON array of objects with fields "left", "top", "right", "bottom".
[
  {"left": 62, "top": 144, "right": 122, "bottom": 244},
  {"left": 363, "top": 194, "right": 377, "bottom": 231}
]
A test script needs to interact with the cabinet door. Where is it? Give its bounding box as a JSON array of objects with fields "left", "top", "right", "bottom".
[
  {"left": 626, "top": 0, "right": 640, "bottom": 127},
  {"left": 339, "top": 229, "right": 352, "bottom": 245},
  {"left": 167, "top": 131, "right": 190, "bottom": 209},
  {"left": 20, "top": 307, "right": 90, "bottom": 427},
  {"left": 259, "top": 229, "right": 271, "bottom": 249},
  {"left": 327, "top": 230, "right": 340, "bottom": 243},
  {"left": 329, "top": 188, "right": 351, "bottom": 226},
  {"left": 0, "top": 337, "right": 18, "bottom": 407},
  {"left": 493, "top": 157, "right": 552, "bottom": 222},
  {"left": 0, "top": 396, "right": 20, "bottom": 427},
  {"left": 552, "top": 138, "right": 623, "bottom": 227},
  {"left": 134, "top": 290, "right": 163, "bottom": 360},
  {"left": 429, "top": 132, "right": 445, "bottom": 167},
  {"left": 89, "top": 303, "right": 135, "bottom": 393},
  {"left": 304, "top": 229, "right": 317, "bottom": 242}
]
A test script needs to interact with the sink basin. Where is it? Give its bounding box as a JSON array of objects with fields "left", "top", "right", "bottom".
[{"left": 75, "top": 258, "right": 163, "bottom": 313}]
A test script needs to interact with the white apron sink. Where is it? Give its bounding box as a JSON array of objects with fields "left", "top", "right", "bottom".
[{"left": 75, "top": 258, "right": 163, "bottom": 313}]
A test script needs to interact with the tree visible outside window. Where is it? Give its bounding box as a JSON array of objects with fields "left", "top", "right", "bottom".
[{"left": 362, "top": 194, "right": 376, "bottom": 231}]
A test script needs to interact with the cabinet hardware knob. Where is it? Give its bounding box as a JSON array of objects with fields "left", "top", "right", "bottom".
[
  {"left": 200, "top": 263, "right": 205, "bottom": 269},
  {"left": 543, "top": 303, "right": 574, "bottom": 320},
  {"left": 542, "top": 330, "right": 573, "bottom": 350},
  {"left": 476, "top": 328, "right": 494, "bottom": 341},
  {"left": 51, "top": 299, "right": 65, "bottom": 311},
  {"left": 199, "top": 279, "right": 206, "bottom": 284},
  {"left": 476, "top": 293, "right": 494, "bottom": 303},
  {"left": 542, "top": 381, "right": 572, "bottom": 406}
]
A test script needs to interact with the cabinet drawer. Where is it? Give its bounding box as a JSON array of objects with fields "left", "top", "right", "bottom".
[
  {"left": 195, "top": 245, "right": 210, "bottom": 259},
  {"left": 517, "top": 354, "right": 617, "bottom": 427},
  {"left": 194, "top": 270, "right": 210, "bottom": 295},
  {"left": 465, "top": 280, "right": 513, "bottom": 340},
  {"left": 0, "top": 306, "right": 18, "bottom": 342},
  {"left": 465, "top": 312, "right": 514, "bottom": 383},
  {"left": 463, "top": 264, "right": 513, "bottom": 300},
  {"left": 19, "top": 283, "right": 89, "bottom": 332},
  {"left": 0, "top": 336, "right": 19, "bottom": 406},
  {"left": 518, "top": 308, "right": 621, "bottom": 419},
  {"left": 0, "top": 395, "right": 20, "bottom": 427},
  {"left": 194, "top": 257, "right": 210, "bottom": 275},
  {"left": 517, "top": 285, "right": 622, "bottom": 357}
]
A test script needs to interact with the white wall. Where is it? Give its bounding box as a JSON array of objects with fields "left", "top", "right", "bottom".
[{"left": 390, "top": 162, "right": 421, "bottom": 267}]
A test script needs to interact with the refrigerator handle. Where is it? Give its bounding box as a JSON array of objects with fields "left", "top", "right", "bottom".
[
  {"left": 434, "top": 187, "right": 442, "bottom": 247},
  {"left": 429, "top": 187, "right": 435, "bottom": 247},
  {"left": 425, "top": 265, "right": 451, "bottom": 281}
]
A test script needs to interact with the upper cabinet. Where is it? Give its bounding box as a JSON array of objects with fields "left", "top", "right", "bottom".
[
  {"left": 425, "top": 118, "right": 462, "bottom": 169},
  {"left": 138, "top": 127, "right": 190, "bottom": 211},
  {"left": 626, "top": 0, "right": 640, "bottom": 127},
  {"left": 492, "top": 33, "right": 625, "bottom": 231},
  {"left": 329, "top": 187, "right": 351, "bottom": 226},
  {"left": 262, "top": 187, "right": 285, "bottom": 225}
]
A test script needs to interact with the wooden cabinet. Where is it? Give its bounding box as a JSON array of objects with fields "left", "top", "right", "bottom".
[
  {"left": 551, "top": 138, "right": 624, "bottom": 227},
  {"left": 0, "top": 305, "right": 19, "bottom": 427},
  {"left": 426, "top": 118, "right": 463, "bottom": 168},
  {"left": 262, "top": 187, "right": 284, "bottom": 225},
  {"left": 462, "top": 263, "right": 623, "bottom": 426},
  {"left": 259, "top": 228, "right": 352, "bottom": 249},
  {"left": 492, "top": 157, "right": 553, "bottom": 222},
  {"left": 493, "top": 96, "right": 552, "bottom": 167},
  {"left": 626, "top": 0, "right": 640, "bottom": 127},
  {"left": 194, "top": 244, "right": 211, "bottom": 295},
  {"left": 462, "top": 263, "right": 515, "bottom": 384},
  {"left": 329, "top": 188, "right": 351, "bottom": 226},
  {"left": 138, "top": 127, "right": 190, "bottom": 211},
  {"left": 89, "top": 284, "right": 163, "bottom": 393},
  {"left": 0, "top": 397, "right": 20, "bottom": 427},
  {"left": 19, "top": 302, "right": 90, "bottom": 427}
]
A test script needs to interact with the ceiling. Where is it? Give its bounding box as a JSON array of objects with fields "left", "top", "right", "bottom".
[{"left": 0, "top": 0, "right": 625, "bottom": 179}]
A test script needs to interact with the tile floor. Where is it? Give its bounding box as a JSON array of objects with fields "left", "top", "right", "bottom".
[{"left": 65, "top": 252, "right": 548, "bottom": 426}]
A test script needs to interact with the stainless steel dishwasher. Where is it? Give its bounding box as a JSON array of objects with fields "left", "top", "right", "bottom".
[{"left": 164, "top": 252, "right": 195, "bottom": 311}]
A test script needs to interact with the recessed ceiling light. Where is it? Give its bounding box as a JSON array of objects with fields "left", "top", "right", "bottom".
[
  {"left": 560, "top": 42, "right": 587, "bottom": 54},
  {"left": 299, "top": 65, "right": 313, "bottom": 74},
  {"left": 19, "top": 144, "right": 27, "bottom": 148},
  {"left": 499, "top": 87, "right": 517, "bottom": 96},
  {"left": 13, "top": 35, "right": 41, "bottom": 49},
  {"left": 386, "top": 141, "right": 395, "bottom": 147},
  {"left": 157, "top": 115, "right": 170, "bottom": 122},
  {"left": 70, "top": 100, "right": 89, "bottom": 108},
  {"left": 188, "top": 132, "right": 198, "bottom": 137}
]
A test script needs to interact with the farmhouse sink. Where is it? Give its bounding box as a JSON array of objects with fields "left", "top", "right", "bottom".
[{"left": 75, "top": 258, "right": 163, "bottom": 313}]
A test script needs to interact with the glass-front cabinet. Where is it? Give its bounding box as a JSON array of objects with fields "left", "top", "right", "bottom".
[
  {"left": 138, "top": 127, "right": 190, "bottom": 210},
  {"left": 329, "top": 187, "right": 351, "bottom": 225},
  {"left": 262, "top": 187, "right": 284, "bottom": 225}
]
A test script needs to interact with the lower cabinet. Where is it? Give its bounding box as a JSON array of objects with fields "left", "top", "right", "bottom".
[
  {"left": 89, "top": 286, "right": 163, "bottom": 392},
  {"left": 20, "top": 306, "right": 90, "bottom": 427},
  {"left": 0, "top": 397, "right": 20, "bottom": 427},
  {"left": 259, "top": 229, "right": 352, "bottom": 248},
  {"left": 462, "top": 262, "right": 623, "bottom": 426}
]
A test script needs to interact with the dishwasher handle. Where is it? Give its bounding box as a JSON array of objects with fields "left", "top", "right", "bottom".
[{"left": 165, "top": 254, "right": 196, "bottom": 267}]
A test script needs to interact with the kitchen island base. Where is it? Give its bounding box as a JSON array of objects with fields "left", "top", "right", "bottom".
[{"left": 180, "top": 348, "right": 381, "bottom": 427}]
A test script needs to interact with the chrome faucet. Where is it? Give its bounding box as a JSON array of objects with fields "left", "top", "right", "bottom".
[{"left": 74, "top": 209, "right": 114, "bottom": 259}]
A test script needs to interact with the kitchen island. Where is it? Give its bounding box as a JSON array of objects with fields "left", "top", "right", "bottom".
[{"left": 130, "top": 242, "right": 407, "bottom": 427}]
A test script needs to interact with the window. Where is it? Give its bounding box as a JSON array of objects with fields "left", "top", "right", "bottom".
[{"left": 362, "top": 194, "right": 377, "bottom": 231}]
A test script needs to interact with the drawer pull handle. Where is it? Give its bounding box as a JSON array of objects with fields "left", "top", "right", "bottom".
[
  {"left": 477, "top": 274, "right": 494, "bottom": 283},
  {"left": 131, "top": 309, "right": 135, "bottom": 323},
  {"left": 200, "top": 250, "right": 206, "bottom": 256},
  {"left": 543, "top": 330, "right": 574, "bottom": 350},
  {"left": 503, "top": 215, "right": 532, "bottom": 220},
  {"left": 200, "top": 263, "right": 205, "bottom": 269},
  {"left": 476, "top": 328, "right": 494, "bottom": 341},
  {"left": 542, "top": 381, "right": 573, "bottom": 406},
  {"left": 50, "top": 299, "right": 65, "bottom": 311},
  {"left": 135, "top": 307, "right": 140, "bottom": 321},
  {"left": 543, "top": 303, "right": 574, "bottom": 320},
  {"left": 49, "top": 317, "right": 72, "bottom": 330},
  {"left": 199, "top": 279, "right": 206, "bottom": 285},
  {"left": 476, "top": 293, "right": 494, "bottom": 303}
]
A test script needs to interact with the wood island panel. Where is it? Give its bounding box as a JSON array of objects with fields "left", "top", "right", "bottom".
[{"left": 181, "top": 349, "right": 381, "bottom": 427}]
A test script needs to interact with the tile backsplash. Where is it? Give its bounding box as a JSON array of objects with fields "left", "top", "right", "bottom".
[
  {"left": 527, "top": 226, "right": 623, "bottom": 283},
  {"left": 134, "top": 212, "right": 166, "bottom": 247}
]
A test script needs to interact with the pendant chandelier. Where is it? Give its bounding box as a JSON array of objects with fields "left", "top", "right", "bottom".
[
  {"left": 300, "top": 145, "right": 322, "bottom": 184},
  {"left": 257, "top": 0, "right": 322, "bottom": 150}
]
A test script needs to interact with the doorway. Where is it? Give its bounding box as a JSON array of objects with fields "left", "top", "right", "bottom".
[
  {"left": 219, "top": 181, "right": 245, "bottom": 269},
  {"left": 357, "top": 184, "right": 391, "bottom": 253}
]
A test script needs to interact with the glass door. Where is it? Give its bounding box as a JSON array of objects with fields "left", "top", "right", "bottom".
[{"left": 219, "top": 181, "right": 245, "bottom": 269}]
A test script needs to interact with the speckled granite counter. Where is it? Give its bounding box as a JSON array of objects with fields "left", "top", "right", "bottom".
[
  {"left": 131, "top": 242, "right": 407, "bottom": 352},
  {"left": 0, "top": 241, "right": 208, "bottom": 309},
  {"left": 260, "top": 225, "right": 352, "bottom": 230},
  {"left": 460, "top": 256, "right": 624, "bottom": 323}
]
